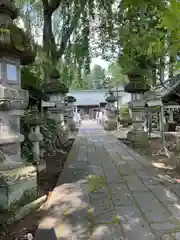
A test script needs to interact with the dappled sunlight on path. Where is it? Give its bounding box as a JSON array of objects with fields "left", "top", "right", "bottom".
[{"left": 35, "top": 120, "right": 180, "bottom": 240}]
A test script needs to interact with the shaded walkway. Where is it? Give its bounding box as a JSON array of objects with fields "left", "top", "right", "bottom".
[{"left": 36, "top": 121, "right": 180, "bottom": 240}]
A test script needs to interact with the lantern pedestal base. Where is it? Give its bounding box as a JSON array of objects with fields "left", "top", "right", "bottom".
[
  {"left": 127, "top": 129, "right": 149, "bottom": 148},
  {"left": 67, "top": 119, "right": 77, "bottom": 132},
  {"left": 59, "top": 124, "right": 69, "bottom": 144},
  {"left": 127, "top": 98, "right": 148, "bottom": 148},
  {"left": 104, "top": 118, "right": 117, "bottom": 131},
  {"left": 0, "top": 165, "right": 37, "bottom": 214}
]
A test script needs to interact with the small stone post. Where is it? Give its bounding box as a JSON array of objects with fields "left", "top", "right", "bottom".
[
  {"left": 28, "top": 109, "right": 43, "bottom": 195},
  {"left": 28, "top": 109, "right": 43, "bottom": 163}
]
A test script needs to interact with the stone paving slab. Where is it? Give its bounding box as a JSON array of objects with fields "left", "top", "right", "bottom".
[
  {"left": 116, "top": 206, "right": 155, "bottom": 240},
  {"left": 91, "top": 224, "right": 124, "bottom": 239},
  {"left": 36, "top": 121, "right": 180, "bottom": 239},
  {"left": 133, "top": 191, "right": 173, "bottom": 222}
]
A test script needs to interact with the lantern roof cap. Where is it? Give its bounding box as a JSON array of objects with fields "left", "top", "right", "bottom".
[
  {"left": 124, "top": 82, "right": 150, "bottom": 93},
  {"left": 64, "top": 96, "right": 76, "bottom": 103},
  {"left": 50, "top": 68, "right": 60, "bottom": 79},
  {"left": 0, "top": 1, "right": 36, "bottom": 65},
  {"left": 105, "top": 92, "right": 118, "bottom": 102},
  {"left": 43, "top": 80, "right": 69, "bottom": 94},
  {"left": 0, "top": 0, "right": 18, "bottom": 19}
]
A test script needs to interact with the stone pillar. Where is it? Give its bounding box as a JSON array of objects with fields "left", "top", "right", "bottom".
[
  {"left": 103, "top": 93, "right": 117, "bottom": 130},
  {"left": 124, "top": 81, "right": 149, "bottom": 148},
  {"left": 0, "top": 1, "right": 37, "bottom": 212},
  {"left": 168, "top": 109, "right": 174, "bottom": 122},
  {"left": 127, "top": 98, "right": 149, "bottom": 147},
  {"left": 64, "top": 96, "right": 77, "bottom": 132},
  {"left": 50, "top": 103, "right": 69, "bottom": 144},
  {"left": 28, "top": 109, "right": 43, "bottom": 163}
]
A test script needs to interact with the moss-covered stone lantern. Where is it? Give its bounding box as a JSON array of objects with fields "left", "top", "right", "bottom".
[
  {"left": 103, "top": 92, "right": 118, "bottom": 130},
  {"left": 42, "top": 68, "right": 69, "bottom": 144},
  {"left": 0, "top": 0, "right": 37, "bottom": 214},
  {"left": 124, "top": 76, "right": 150, "bottom": 148}
]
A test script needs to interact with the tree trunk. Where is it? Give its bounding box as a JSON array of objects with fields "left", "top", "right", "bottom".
[
  {"left": 169, "top": 56, "right": 176, "bottom": 79},
  {"left": 43, "top": 11, "right": 56, "bottom": 59},
  {"left": 43, "top": 10, "right": 57, "bottom": 82},
  {"left": 160, "top": 58, "right": 165, "bottom": 84},
  {"left": 42, "top": 0, "right": 88, "bottom": 83},
  {"left": 152, "top": 66, "right": 157, "bottom": 86}
]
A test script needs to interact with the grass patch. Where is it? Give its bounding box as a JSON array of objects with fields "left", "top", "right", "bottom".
[{"left": 88, "top": 174, "right": 107, "bottom": 193}]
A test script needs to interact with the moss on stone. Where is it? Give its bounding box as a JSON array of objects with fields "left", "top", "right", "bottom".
[
  {"left": 0, "top": 188, "right": 37, "bottom": 215},
  {"left": 0, "top": 28, "right": 10, "bottom": 33},
  {"left": 0, "top": 23, "right": 36, "bottom": 64},
  {"left": 0, "top": 151, "right": 6, "bottom": 162},
  {"left": 88, "top": 174, "right": 107, "bottom": 193},
  {"left": 0, "top": 189, "right": 40, "bottom": 230},
  {"left": 9, "top": 23, "right": 27, "bottom": 52}
]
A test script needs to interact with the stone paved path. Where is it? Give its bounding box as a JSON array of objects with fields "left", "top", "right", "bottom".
[{"left": 36, "top": 121, "right": 180, "bottom": 240}]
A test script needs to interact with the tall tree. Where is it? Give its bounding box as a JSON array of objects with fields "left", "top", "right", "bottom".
[
  {"left": 90, "top": 64, "right": 106, "bottom": 89},
  {"left": 107, "top": 62, "right": 128, "bottom": 88},
  {"left": 16, "top": 0, "right": 179, "bottom": 87}
]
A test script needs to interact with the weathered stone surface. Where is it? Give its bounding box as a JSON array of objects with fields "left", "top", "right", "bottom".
[
  {"left": 0, "top": 166, "right": 37, "bottom": 211},
  {"left": 133, "top": 192, "right": 172, "bottom": 222},
  {"left": 160, "top": 234, "right": 173, "bottom": 240},
  {"left": 150, "top": 222, "right": 178, "bottom": 231},
  {"left": 124, "top": 175, "right": 148, "bottom": 191},
  {"left": 91, "top": 209, "right": 116, "bottom": 224},
  {"left": 0, "top": 0, "right": 37, "bottom": 213},
  {"left": 147, "top": 184, "right": 178, "bottom": 203},
  {"left": 136, "top": 169, "right": 161, "bottom": 185},
  {"left": 167, "top": 204, "right": 180, "bottom": 222},
  {"left": 116, "top": 206, "right": 155, "bottom": 240},
  {"left": 172, "top": 232, "right": 180, "bottom": 239},
  {"left": 103, "top": 169, "right": 124, "bottom": 183},
  {"left": 91, "top": 224, "right": 123, "bottom": 240},
  {"left": 90, "top": 196, "right": 114, "bottom": 212},
  {"left": 116, "top": 163, "right": 133, "bottom": 175},
  {"left": 109, "top": 183, "right": 134, "bottom": 206}
]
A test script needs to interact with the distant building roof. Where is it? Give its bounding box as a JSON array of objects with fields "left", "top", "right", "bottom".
[
  {"left": 68, "top": 86, "right": 126, "bottom": 106},
  {"left": 68, "top": 90, "right": 106, "bottom": 106}
]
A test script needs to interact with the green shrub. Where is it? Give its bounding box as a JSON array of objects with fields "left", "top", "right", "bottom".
[
  {"left": 21, "top": 109, "right": 59, "bottom": 163},
  {"left": 40, "top": 117, "right": 59, "bottom": 153},
  {"left": 119, "top": 104, "right": 132, "bottom": 125}
]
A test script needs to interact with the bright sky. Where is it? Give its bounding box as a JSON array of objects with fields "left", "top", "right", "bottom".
[{"left": 91, "top": 58, "right": 109, "bottom": 70}]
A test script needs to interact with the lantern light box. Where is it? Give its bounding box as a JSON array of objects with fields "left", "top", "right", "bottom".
[{"left": 0, "top": 57, "right": 19, "bottom": 84}]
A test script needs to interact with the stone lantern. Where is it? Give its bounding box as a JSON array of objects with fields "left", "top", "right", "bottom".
[
  {"left": 103, "top": 92, "right": 118, "bottom": 130},
  {"left": 28, "top": 107, "right": 43, "bottom": 163},
  {"left": 0, "top": 1, "right": 36, "bottom": 212},
  {"left": 42, "top": 68, "right": 69, "bottom": 144},
  {"left": 64, "top": 96, "right": 77, "bottom": 132},
  {"left": 124, "top": 80, "right": 150, "bottom": 147}
]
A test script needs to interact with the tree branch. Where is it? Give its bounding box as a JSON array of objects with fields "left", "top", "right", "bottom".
[
  {"left": 42, "top": 0, "right": 62, "bottom": 13},
  {"left": 42, "top": 0, "right": 48, "bottom": 9},
  {"left": 48, "top": 0, "right": 62, "bottom": 13},
  {"left": 57, "top": 0, "right": 88, "bottom": 58}
]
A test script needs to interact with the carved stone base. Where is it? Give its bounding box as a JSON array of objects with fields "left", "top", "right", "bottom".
[
  {"left": 57, "top": 124, "right": 69, "bottom": 145},
  {"left": 127, "top": 129, "right": 149, "bottom": 148},
  {"left": 67, "top": 119, "right": 77, "bottom": 132},
  {"left": 0, "top": 166, "right": 37, "bottom": 211},
  {"left": 104, "top": 118, "right": 117, "bottom": 131}
]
